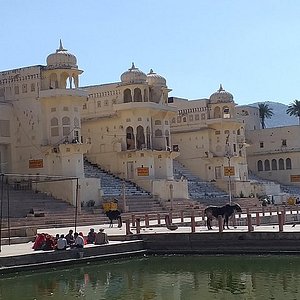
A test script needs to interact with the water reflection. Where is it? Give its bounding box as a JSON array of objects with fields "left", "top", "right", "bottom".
[{"left": 1, "top": 256, "right": 300, "bottom": 300}]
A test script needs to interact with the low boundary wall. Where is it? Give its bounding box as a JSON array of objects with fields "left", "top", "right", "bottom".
[{"left": 1, "top": 232, "right": 300, "bottom": 274}]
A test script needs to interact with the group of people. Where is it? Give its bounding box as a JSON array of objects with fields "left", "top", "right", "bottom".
[{"left": 32, "top": 228, "right": 108, "bottom": 251}]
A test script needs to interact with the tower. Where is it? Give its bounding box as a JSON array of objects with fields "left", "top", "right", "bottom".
[{"left": 39, "top": 40, "right": 90, "bottom": 177}]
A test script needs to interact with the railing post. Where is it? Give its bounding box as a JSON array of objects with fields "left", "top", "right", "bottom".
[
  {"left": 191, "top": 211, "right": 195, "bottom": 233},
  {"left": 131, "top": 214, "right": 136, "bottom": 227},
  {"left": 145, "top": 214, "right": 149, "bottom": 228},
  {"left": 278, "top": 213, "right": 284, "bottom": 232},
  {"left": 282, "top": 207, "right": 286, "bottom": 225},
  {"left": 218, "top": 215, "right": 223, "bottom": 233},
  {"left": 136, "top": 218, "right": 141, "bottom": 234},
  {"left": 180, "top": 210, "right": 184, "bottom": 223},
  {"left": 247, "top": 213, "right": 253, "bottom": 232},
  {"left": 157, "top": 213, "right": 161, "bottom": 225},
  {"left": 256, "top": 212, "right": 260, "bottom": 226},
  {"left": 269, "top": 206, "right": 272, "bottom": 216},
  {"left": 262, "top": 206, "right": 265, "bottom": 216}
]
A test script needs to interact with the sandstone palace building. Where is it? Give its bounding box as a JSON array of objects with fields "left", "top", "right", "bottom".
[{"left": 0, "top": 42, "right": 299, "bottom": 206}]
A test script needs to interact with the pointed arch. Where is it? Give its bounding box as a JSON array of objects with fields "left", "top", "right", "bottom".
[
  {"left": 264, "top": 159, "right": 270, "bottom": 171},
  {"left": 286, "top": 158, "right": 292, "bottom": 170},
  {"left": 126, "top": 126, "right": 135, "bottom": 150},
  {"left": 213, "top": 106, "right": 221, "bottom": 118},
  {"left": 257, "top": 160, "right": 263, "bottom": 171},
  {"left": 124, "top": 89, "right": 132, "bottom": 103},
  {"left": 271, "top": 159, "right": 277, "bottom": 170},
  {"left": 136, "top": 125, "right": 145, "bottom": 149},
  {"left": 279, "top": 158, "right": 284, "bottom": 170}
]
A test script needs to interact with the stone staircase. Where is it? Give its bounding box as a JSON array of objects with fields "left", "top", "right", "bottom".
[
  {"left": 84, "top": 160, "right": 166, "bottom": 213},
  {"left": 173, "top": 160, "right": 229, "bottom": 205},
  {"left": 0, "top": 184, "right": 112, "bottom": 229},
  {"left": 249, "top": 173, "right": 300, "bottom": 196},
  {"left": 279, "top": 184, "right": 300, "bottom": 196},
  {"left": 84, "top": 160, "right": 151, "bottom": 198}
]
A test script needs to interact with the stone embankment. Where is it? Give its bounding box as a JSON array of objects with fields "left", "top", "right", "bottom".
[{"left": 1, "top": 230, "right": 300, "bottom": 274}]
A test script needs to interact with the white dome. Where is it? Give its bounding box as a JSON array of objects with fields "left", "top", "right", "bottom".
[
  {"left": 146, "top": 69, "right": 166, "bottom": 86},
  {"left": 120, "top": 63, "right": 147, "bottom": 84},
  {"left": 209, "top": 84, "right": 234, "bottom": 104},
  {"left": 46, "top": 40, "right": 77, "bottom": 69}
]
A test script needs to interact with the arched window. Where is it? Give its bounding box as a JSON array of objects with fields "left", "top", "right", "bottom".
[
  {"left": 124, "top": 89, "right": 132, "bottom": 103},
  {"left": 51, "top": 117, "right": 58, "bottom": 126},
  {"left": 136, "top": 125, "right": 145, "bottom": 150},
  {"left": 126, "top": 126, "right": 135, "bottom": 150},
  {"left": 223, "top": 106, "right": 230, "bottom": 118},
  {"left": 155, "top": 129, "right": 162, "bottom": 137},
  {"left": 49, "top": 73, "right": 58, "bottom": 89},
  {"left": 271, "top": 159, "right": 277, "bottom": 170},
  {"left": 134, "top": 88, "right": 142, "bottom": 102},
  {"left": 146, "top": 126, "right": 151, "bottom": 149},
  {"left": 257, "top": 160, "right": 263, "bottom": 171},
  {"left": 213, "top": 106, "right": 221, "bottom": 118},
  {"left": 264, "top": 159, "right": 270, "bottom": 171},
  {"left": 286, "top": 158, "right": 292, "bottom": 170},
  {"left": 50, "top": 117, "right": 59, "bottom": 137},
  {"left": 62, "top": 116, "right": 70, "bottom": 136},
  {"left": 279, "top": 158, "right": 284, "bottom": 170}
]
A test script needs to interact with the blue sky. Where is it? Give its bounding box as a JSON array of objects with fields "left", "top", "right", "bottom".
[{"left": 1, "top": 0, "right": 300, "bottom": 105}]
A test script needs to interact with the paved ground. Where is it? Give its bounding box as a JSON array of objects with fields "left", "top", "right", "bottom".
[{"left": 0, "top": 215, "right": 299, "bottom": 258}]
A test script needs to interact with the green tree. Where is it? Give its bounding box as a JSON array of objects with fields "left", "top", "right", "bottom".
[
  {"left": 258, "top": 102, "right": 274, "bottom": 129},
  {"left": 286, "top": 99, "right": 300, "bottom": 124}
]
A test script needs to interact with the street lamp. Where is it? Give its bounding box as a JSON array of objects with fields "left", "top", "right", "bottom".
[{"left": 225, "top": 134, "right": 233, "bottom": 205}]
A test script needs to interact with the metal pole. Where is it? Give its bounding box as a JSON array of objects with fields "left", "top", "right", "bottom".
[
  {"left": 228, "top": 156, "right": 232, "bottom": 205},
  {"left": 74, "top": 178, "right": 79, "bottom": 233},
  {"left": 6, "top": 178, "right": 10, "bottom": 245},
  {"left": 122, "top": 181, "right": 127, "bottom": 212},
  {"left": 0, "top": 174, "right": 4, "bottom": 252},
  {"left": 170, "top": 184, "right": 174, "bottom": 211}
]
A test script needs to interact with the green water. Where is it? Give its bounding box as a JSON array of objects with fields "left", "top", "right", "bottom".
[{"left": 1, "top": 255, "right": 300, "bottom": 300}]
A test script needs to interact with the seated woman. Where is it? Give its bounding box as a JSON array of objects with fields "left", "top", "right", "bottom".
[{"left": 95, "top": 228, "right": 109, "bottom": 245}]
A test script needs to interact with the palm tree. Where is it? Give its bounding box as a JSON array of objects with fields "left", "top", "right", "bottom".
[
  {"left": 286, "top": 99, "right": 300, "bottom": 124},
  {"left": 258, "top": 102, "right": 274, "bottom": 129}
]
